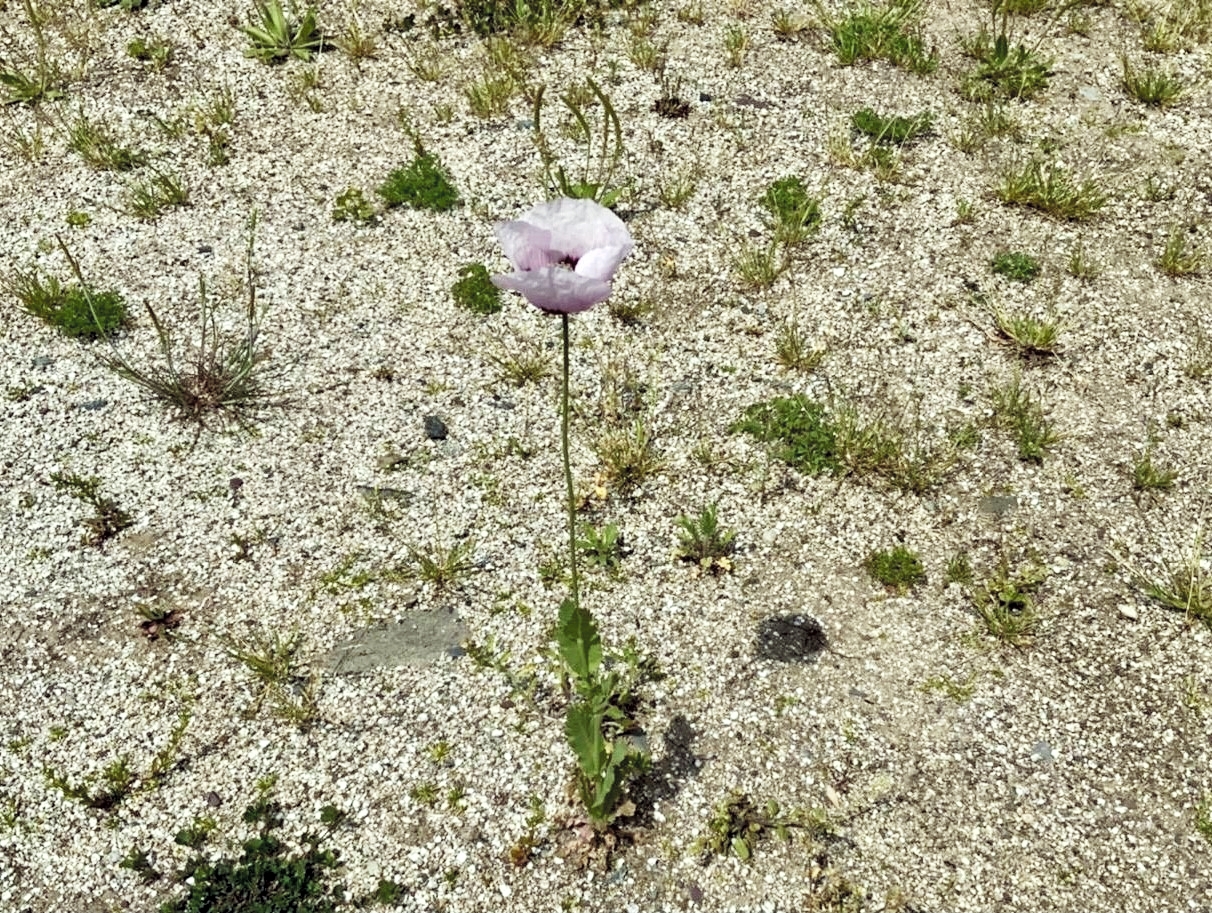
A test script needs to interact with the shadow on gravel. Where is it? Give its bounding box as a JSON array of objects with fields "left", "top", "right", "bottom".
[
  {"left": 755, "top": 614, "right": 828, "bottom": 663},
  {"left": 636, "top": 714, "right": 699, "bottom": 812}
]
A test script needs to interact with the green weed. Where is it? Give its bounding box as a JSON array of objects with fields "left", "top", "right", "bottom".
[
  {"left": 850, "top": 107, "right": 932, "bottom": 145},
  {"left": 242, "top": 0, "right": 323, "bottom": 63},
  {"left": 7, "top": 268, "right": 126, "bottom": 339},
  {"left": 865, "top": 544, "right": 926, "bottom": 592},
  {"left": 962, "top": 30, "right": 1051, "bottom": 100},
  {"left": 451, "top": 263, "right": 502, "bottom": 315},
  {"left": 377, "top": 144, "right": 460, "bottom": 212},
  {"left": 331, "top": 187, "right": 377, "bottom": 224},
  {"left": 974, "top": 560, "right": 1046, "bottom": 645},
  {"left": 991, "top": 250, "right": 1040, "bottom": 282}
]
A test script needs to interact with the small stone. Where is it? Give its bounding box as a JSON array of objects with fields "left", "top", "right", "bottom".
[
  {"left": 424, "top": 415, "right": 448, "bottom": 440},
  {"left": 205, "top": 791, "right": 222, "bottom": 807},
  {"left": 32, "top": 356, "right": 53, "bottom": 367},
  {"left": 979, "top": 495, "right": 1018, "bottom": 517},
  {"left": 74, "top": 399, "right": 108, "bottom": 411},
  {"left": 1031, "top": 741, "right": 1053, "bottom": 763},
  {"left": 1118, "top": 604, "right": 1139, "bottom": 621}
]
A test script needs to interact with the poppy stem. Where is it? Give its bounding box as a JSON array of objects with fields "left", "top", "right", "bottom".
[{"left": 561, "top": 313, "right": 580, "bottom": 608}]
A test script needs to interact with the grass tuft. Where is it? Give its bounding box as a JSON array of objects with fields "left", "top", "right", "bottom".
[{"left": 996, "top": 160, "right": 1105, "bottom": 220}]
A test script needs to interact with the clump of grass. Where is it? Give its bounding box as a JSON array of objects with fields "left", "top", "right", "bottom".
[
  {"left": 991, "top": 250, "right": 1040, "bottom": 282},
  {"left": 822, "top": 0, "right": 938, "bottom": 74},
  {"left": 6, "top": 268, "right": 126, "bottom": 339},
  {"left": 221, "top": 629, "right": 320, "bottom": 728},
  {"left": 126, "top": 171, "right": 190, "bottom": 220},
  {"left": 578, "top": 522, "right": 624, "bottom": 572},
  {"left": 596, "top": 419, "right": 664, "bottom": 492},
  {"left": 733, "top": 240, "right": 786, "bottom": 289},
  {"left": 451, "top": 263, "right": 502, "bottom": 315},
  {"left": 66, "top": 112, "right": 147, "bottom": 171},
  {"left": 973, "top": 560, "right": 1046, "bottom": 646},
  {"left": 409, "top": 537, "right": 477, "bottom": 589},
  {"left": 962, "top": 30, "right": 1052, "bottom": 100},
  {"left": 50, "top": 471, "right": 133, "bottom": 546},
  {"left": 774, "top": 323, "right": 825, "bottom": 372},
  {"left": 865, "top": 544, "right": 926, "bottom": 592},
  {"left": 851, "top": 107, "right": 932, "bottom": 144},
  {"left": 996, "top": 160, "right": 1105, "bottom": 220},
  {"left": 759, "top": 175, "right": 823, "bottom": 246},
  {"left": 991, "top": 306, "right": 1065, "bottom": 356},
  {"left": 1113, "top": 528, "right": 1212, "bottom": 629},
  {"left": 1132, "top": 447, "right": 1177, "bottom": 491},
  {"left": 989, "top": 373, "right": 1059, "bottom": 463},
  {"left": 377, "top": 144, "right": 460, "bottom": 212},
  {"left": 1157, "top": 226, "right": 1204, "bottom": 276},
  {"left": 1122, "top": 58, "right": 1185, "bottom": 107},
  {"left": 91, "top": 220, "right": 282, "bottom": 436},
  {"left": 126, "top": 35, "right": 173, "bottom": 67}
]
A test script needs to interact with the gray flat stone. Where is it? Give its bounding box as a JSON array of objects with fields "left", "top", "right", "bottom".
[{"left": 322, "top": 611, "right": 468, "bottom": 673}]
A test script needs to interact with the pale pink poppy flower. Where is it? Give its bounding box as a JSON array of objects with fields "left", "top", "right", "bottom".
[{"left": 490, "top": 198, "right": 634, "bottom": 314}]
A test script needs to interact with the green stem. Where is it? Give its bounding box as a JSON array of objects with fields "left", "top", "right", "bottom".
[{"left": 561, "top": 313, "right": 580, "bottom": 608}]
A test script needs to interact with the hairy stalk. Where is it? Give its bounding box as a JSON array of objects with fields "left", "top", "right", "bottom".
[{"left": 562, "top": 313, "right": 581, "bottom": 606}]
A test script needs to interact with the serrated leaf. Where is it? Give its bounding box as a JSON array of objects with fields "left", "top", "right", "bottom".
[
  {"left": 556, "top": 598, "right": 601, "bottom": 682},
  {"left": 565, "top": 704, "right": 605, "bottom": 779}
]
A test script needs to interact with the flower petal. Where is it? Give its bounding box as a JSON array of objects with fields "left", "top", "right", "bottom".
[
  {"left": 574, "top": 245, "right": 631, "bottom": 283},
  {"left": 491, "top": 268, "right": 613, "bottom": 314},
  {"left": 495, "top": 220, "right": 556, "bottom": 271},
  {"left": 519, "top": 198, "right": 632, "bottom": 265}
]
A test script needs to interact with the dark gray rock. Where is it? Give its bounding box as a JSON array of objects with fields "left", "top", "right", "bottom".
[
  {"left": 424, "top": 415, "right": 448, "bottom": 440},
  {"left": 322, "top": 611, "right": 468, "bottom": 673}
]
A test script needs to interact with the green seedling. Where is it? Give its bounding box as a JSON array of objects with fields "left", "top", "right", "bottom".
[
  {"left": 408, "top": 537, "right": 476, "bottom": 589},
  {"left": 963, "top": 30, "right": 1051, "bottom": 99},
  {"left": 1157, "top": 226, "right": 1204, "bottom": 276},
  {"left": 126, "top": 171, "right": 190, "bottom": 220},
  {"left": 221, "top": 628, "right": 321, "bottom": 728},
  {"left": 242, "top": 0, "right": 323, "bottom": 63},
  {"left": 675, "top": 503, "right": 737, "bottom": 571},
  {"left": 556, "top": 599, "right": 654, "bottom": 828},
  {"left": 991, "top": 306, "right": 1065, "bottom": 356},
  {"left": 50, "top": 471, "right": 133, "bottom": 545},
  {"left": 694, "top": 792, "right": 817, "bottom": 861},
  {"left": 578, "top": 522, "right": 624, "bottom": 572}
]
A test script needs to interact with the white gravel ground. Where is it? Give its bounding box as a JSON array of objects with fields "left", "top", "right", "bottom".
[{"left": 1, "top": 1, "right": 1211, "bottom": 911}]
